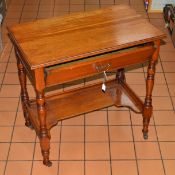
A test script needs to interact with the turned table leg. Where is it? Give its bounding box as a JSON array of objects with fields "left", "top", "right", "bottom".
[
  {"left": 113, "top": 68, "right": 126, "bottom": 106},
  {"left": 142, "top": 40, "right": 160, "bottom": 139},
  {"left": 36, "top": 90, "right": 52, "bottom": 166},
  {"left": 34, "top": 68, "right": 52, "bottom": 167},
  {"left": 116, "top": 68, "right": 125, "bottom": 83},
  {"left": 16, "top": 51, "right": 32, "bottom": 128}
]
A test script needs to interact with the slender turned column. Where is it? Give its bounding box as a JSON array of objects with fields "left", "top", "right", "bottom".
[
  {"left": 15, "top": 49, "right": 31, "bottom": 128},
  {"left": 116, "top": 68, "right": 126, "bottom": 83},
  {"left": 34, "top": 68, "right": 52, "bottom": 167},
  {"left": 142, "top": 40, "right": 160, "bottom": 139},
  {"left": 114, "top": 68, "right": 126, "bottom": 105}
]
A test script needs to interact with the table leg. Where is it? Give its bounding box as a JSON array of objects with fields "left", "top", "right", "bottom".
[
  {"left": 34, "top": 69, "right": 52, "bottom": 167},
  {"left": 16, "top": 54, "right": 32, "bottom": 128},
  {"left": 113, "top": 68, "right": 126, "bottom": 107},
  {"left": 36, "top": 91, "right": 52, "bottom": 166},
  {"left": 116, "top": 68, "right": 125, "bottom": 83},
  {"left": 142, "top": 40, "right": 160, "bottom": 139}
]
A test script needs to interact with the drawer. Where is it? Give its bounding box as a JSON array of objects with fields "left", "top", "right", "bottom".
[{"left": 45, "top": 44, "right": 155, "bottom": 87}]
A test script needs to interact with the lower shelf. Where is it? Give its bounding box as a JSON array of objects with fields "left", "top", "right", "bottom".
[{"left": 27, "top": 79, "right": 143, "bottom": 131}]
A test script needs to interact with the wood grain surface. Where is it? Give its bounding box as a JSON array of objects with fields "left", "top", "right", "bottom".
[{"left": 8, "top": 5, "right": 165, "bottom": 69}]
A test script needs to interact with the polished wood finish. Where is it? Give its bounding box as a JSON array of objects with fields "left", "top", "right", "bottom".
[
  {"left": 8, "top": 5, "right": 164, "bottom": 69},
  {"left": 16, "top": 51, "right": 31, "bottom": 128},
  {"left": 143, "top": 40, "right": 161, "bottom": 139},
  {"left": 45, "top": 45, "right": 155, "bottom": 86},
  {"left": 8, "top": 5, "right": 165, "bottom": 166}
]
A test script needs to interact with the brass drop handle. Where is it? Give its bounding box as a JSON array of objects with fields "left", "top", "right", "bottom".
[{"left": 95, "top": 63, "right": 111, "bottom": 72}]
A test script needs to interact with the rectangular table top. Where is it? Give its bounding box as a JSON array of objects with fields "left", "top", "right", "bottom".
[{"left": 8, "top": 5, "right": 165, "bottom": 70}]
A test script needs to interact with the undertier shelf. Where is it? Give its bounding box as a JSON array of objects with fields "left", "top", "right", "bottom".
[{"left": 28, "top": 80, "right": 143, "bottom": 130}]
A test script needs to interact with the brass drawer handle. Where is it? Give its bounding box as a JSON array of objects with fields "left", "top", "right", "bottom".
[{"left": 95, "top": 63, "right": 111, "bottom": 72}]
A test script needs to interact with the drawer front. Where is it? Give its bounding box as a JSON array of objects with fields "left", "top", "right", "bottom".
[{"left": 45, "top": 45, "right": 155, "bottom": 87}]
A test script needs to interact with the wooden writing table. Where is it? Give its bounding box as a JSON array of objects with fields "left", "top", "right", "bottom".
[{"left": 8, "top": 5, "right": 165, "bottom": 166}]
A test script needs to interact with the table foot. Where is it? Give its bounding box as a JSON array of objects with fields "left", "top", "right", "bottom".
[
  {"left": 43, "top": 160, "right": 52, "bottom": 167},
  {"left": 142, "top": 117, "right": 150, "bottom": 140},
  {"left": 143, "top": 131, "right": 148, "bottom": 140},
  {"left": 25, "top": 122, "right": 34, "bottom": 129},
  {"left": 25, "top": 120, "right": 31, "bottom": 127}
]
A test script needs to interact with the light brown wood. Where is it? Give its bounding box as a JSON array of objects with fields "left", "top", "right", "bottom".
[
  {"left": 8, "top": 5, "right": 165, "bottom": 166},
  {"left": 45, "top": 44, "right": 155, "bottom": 86},
  {"left": 8, "top": 5, "right": 165, "bottom": 69},
  {"left": 28, "top": 80, "right": 144, "bottom": 131}
]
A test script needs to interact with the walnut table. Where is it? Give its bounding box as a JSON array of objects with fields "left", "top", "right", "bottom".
[{"left": 8, "top": 5, "right": 165, "bottom": 166}]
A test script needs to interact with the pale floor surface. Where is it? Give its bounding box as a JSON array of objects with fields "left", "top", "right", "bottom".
[{"left": 1, "top": 0, "right": 175, "bottom": 175}]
